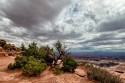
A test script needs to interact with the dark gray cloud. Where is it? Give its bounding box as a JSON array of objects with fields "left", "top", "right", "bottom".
[
  {"left": 98, "top": 17, "right": 125, "bottom": 32},
  {"left": 0, "top": 0, "right": 77, "bottom": 43},
  {"left": 28, "top": 28, "right": 82, "bottom": 42},
  {"left": 1, "top": 0, "right": 70, "bottom": 28},
  {"left": 92, "top": 40, "right": 123, "bottom": 46}
]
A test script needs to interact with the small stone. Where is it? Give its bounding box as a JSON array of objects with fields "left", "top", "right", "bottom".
[{"left": 5, "top": 54, "right": 8, "bottom": 57}]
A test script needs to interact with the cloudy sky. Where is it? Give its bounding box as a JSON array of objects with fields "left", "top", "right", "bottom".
[{"left": 0, "top": 0, "right": 125, "bottom": 52}]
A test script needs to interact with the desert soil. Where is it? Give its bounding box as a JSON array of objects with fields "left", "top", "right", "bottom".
[{"left": 0, "top": 56, "right": 95, "bottom": 83}]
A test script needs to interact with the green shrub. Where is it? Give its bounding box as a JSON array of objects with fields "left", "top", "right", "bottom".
[
  {"left": 84, "top": 64, "right": 94, "bottom": 69},
  {"left": 62, "top": 57, "right": 77, "bottom": 72},
  {"left": 21, "top": 42, "right": 51, "bottom": 61},
  {"left": 15, "top": 56, "right": 28, "bottom": 68},
  {"left": 22, "top": 56, "right": 47, "bottom": 76},
  {"left": 87, "top": 66, "right": 123, "bottom": 83},
  {"left": 0, "top": 40, "right": 6, "bottom": 47},
  {"left": 53, "top": 65, "right": 62, "bottom": 75},
  {"left": 81, "top": 61, "right": 88, "bottom": 66},
  {"left": 8, "top": 56, "right": 28, "bottom": 70},
  {"left": 3, "top": 44, "right": 12, "bottom": 50},
  {"left": 8, "top": 63, "right": 16, "bottom": 70}
]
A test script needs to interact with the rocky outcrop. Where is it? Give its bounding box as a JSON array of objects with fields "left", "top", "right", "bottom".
[
  {"left": 0, "top": 40, "right": 21, "bottom": 56},
  {"left": 75, "top": 69, "right": 86, "bottom": 77}
]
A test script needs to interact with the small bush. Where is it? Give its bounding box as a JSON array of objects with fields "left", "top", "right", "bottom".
[
  {"left": 81, "top": 61, "right": 88, "bottom": 66},
  {"left": 87, "top": 66, "right": 123, "bottom": 83},
  {"left": 22, "top": 56, "right": 47, "bottom": 76},
  {"left": 0, "top": 40, "right": 6, "bottom": 47},
  {"left": 53, "top": 65, "right": 62, "bottom": 75},
  {"left": 85, "top": 64, "right": 94, "bottom": 69},
  {"left": 62, "top": 57, "right": 77, "bottom": 72},
  {"left": 8, "top": 56, "right": 28, "bottom": 70},
  {"left": 8, "top": 63, "right": 16, "bottom": 70},
  {"left": 15, "top": 56, "right": 28, "bottom": 68}
]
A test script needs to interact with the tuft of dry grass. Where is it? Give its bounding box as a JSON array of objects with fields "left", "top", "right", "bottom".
[{"left": 86, "top": 64, "right": 123, "bottom": 83}]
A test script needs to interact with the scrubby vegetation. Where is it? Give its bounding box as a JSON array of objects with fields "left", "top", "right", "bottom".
[
  {"left": 7, "top": 40, "right": 77, "bottom": 76},
  {"left": 76, "top": 60, "right": 88, "bottom": 66},
  {"left": 0, "top": 40, "right": 6, "bottom": 47},
  {"left": 62, "top": 57, "right": 77, "bottom": 72},
  {"left": 22, "top": 56, "right": 47, "bottom": 76},
  {"left": 14, "top": 56, "right": 28, "bottom": 68},
  {"left": 0, "top": 39, "right": 19, "bottom": 51},
  {"left": 53, "top": 65, "right": 62, "bottom": 75},
  {"left": 86, "top": 64, "right": 123, "bottom": 83},
  {"left": 8, "top": 56, "right": 28, "bottom": 70},
  {"left": 8, "top": 63, "right": 16, "bottom": 70}
]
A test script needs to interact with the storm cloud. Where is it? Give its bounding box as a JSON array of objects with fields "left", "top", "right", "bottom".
[
  {"left": 0, "top": 0, "right": 125, "bottom": 52},
  {"left": 1, "top": 0, "right": 70, "bottom": 28},
  {"left": 98, "top": 17, "right": 125, "bottom": 32}
]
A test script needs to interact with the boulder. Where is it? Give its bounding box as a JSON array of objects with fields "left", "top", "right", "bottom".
[
  {"left": 56, "top": 59, "right": 62, "bottom": 65},
  {"left": 75, "top": 69, "right": 86, "bottom": 77},
  {"left": 59, "top": 62, "right": 63, "bottom": 68}
]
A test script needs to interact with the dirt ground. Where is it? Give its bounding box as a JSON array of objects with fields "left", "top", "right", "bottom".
[{"left": 0, "top": 56, "right": 95, "bottom": 83}]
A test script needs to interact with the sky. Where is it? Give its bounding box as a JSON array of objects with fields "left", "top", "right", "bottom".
[{"left": 0, "top": 0, "right": 125, "bottom": 52}]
